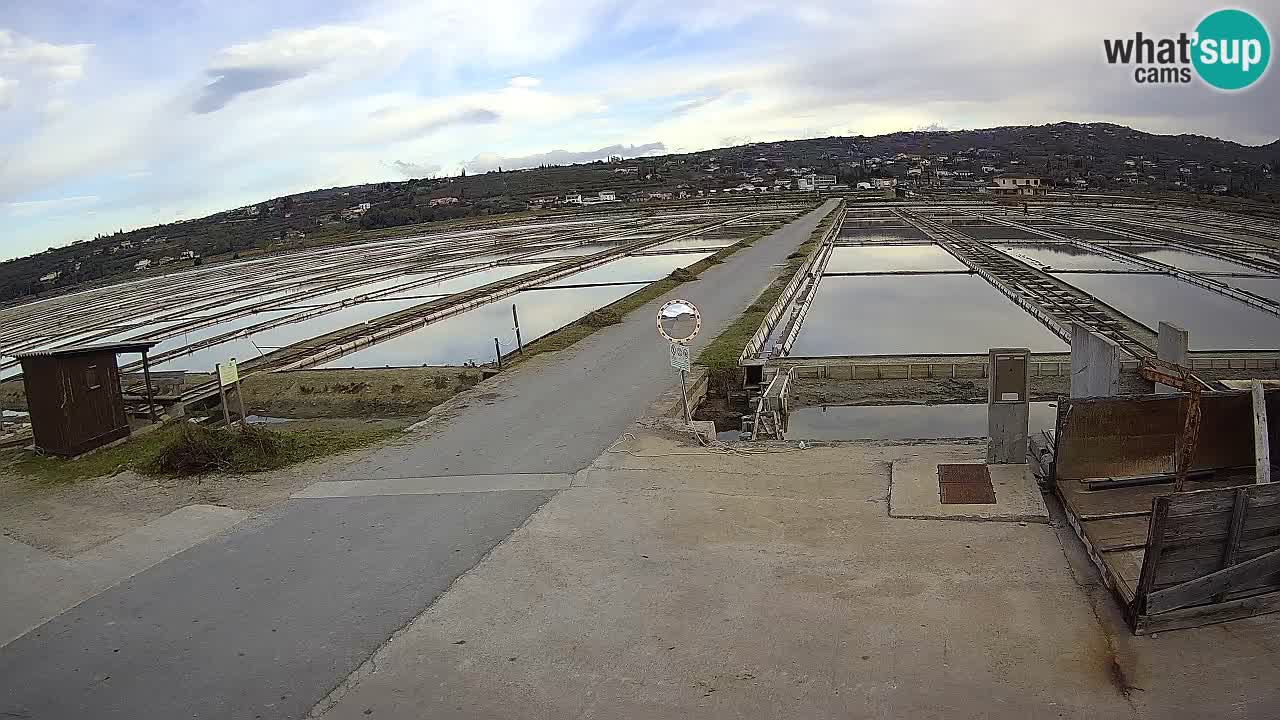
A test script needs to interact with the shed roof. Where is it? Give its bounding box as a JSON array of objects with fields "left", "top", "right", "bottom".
[{"left": 14, "top": 341, "right": 160, "bottom": 360}]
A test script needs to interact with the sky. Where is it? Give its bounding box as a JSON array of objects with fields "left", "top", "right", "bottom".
[{"left": 1, "top": 0, "right": 1276, "bottom": 261}]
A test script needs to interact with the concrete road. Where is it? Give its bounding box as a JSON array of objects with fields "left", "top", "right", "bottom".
[
  {"left": 0, "top": 200, "right": 838, "bottom": 720},
  {"left": 336, "top": 199, "right": 839, "bottom": 479}
]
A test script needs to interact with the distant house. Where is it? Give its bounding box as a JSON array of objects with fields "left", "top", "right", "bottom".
[
  {"left": 598, "top": 190, "right": 617, "bottom": 202},
  {"left": 134, "top": 259, "right": 152, "bottom": 271},
  {"left": 157, "top": 256, "right": 175, "bottom": 266},
  {"left": 179, "top": 250, "right": 198, "bottom": 260},
  {"left": 429, "top": 197, "right": 460, "bottom": 207},
  {"left": 813, "top": 174, "right": 837, "bottom": 189},
  {"left": 990, "top": 174, "right": 1047, "bottom": 196},
  {"left": 563, "top": 193, "right": 583, "bottom": 205},
  {"left": 39, "top": 270, "right": 61, "bottom": 283},
  {"left": 527, "top": 195, "right": 558, "bottom": 208},
  {"left": 856, "top": 181, "right": 872, "bottom": 190}
]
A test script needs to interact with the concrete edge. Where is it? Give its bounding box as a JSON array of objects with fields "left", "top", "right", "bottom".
[{"left": 292, "top": 473, "right": 574, "bottom": 499}]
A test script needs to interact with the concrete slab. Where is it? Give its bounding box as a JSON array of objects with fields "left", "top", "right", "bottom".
[
  {"left": 1, "top": 504, "right": 247, "bottom": 648},
  {"left": 293, "top": 473, "right": 572, "bottom": 498},
  {"left": 890, "top": 450, "right": 1048, "bottom": 522},
  {"left": 309, "top": 432, "right": 1280, "bottom": 719},
  {"left": 311, "top": 436, "right": 1128, "bottom": 719}
]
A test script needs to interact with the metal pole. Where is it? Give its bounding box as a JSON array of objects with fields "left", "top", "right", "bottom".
[
  {"left": 494, "top": 338, "right": 502, "bottom": 369},
  {"left": 513, "top": 304, "right": 523, "bottom": 354},
  {"left": 141, "top": 350, "right": 158, "bottom": 423},
  {"left": 680, "top": 369, "right": 691, "bottom": 425}
]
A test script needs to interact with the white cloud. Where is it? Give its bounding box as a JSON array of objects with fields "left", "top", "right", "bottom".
[
  {"left": 0, "top": 29, "right": 90, "bottom": 84},
  {"left": 509, "top": 75, "right": 541, "bottom": 88},
  {"left": 359, "top": 78, "right": 606, "bottom": 143},
  {"left": 5, "top": 195, "right": 98, "bottom": 217},
  {"left": 194, "top": 25, "right": 396, "bottom": 112}
]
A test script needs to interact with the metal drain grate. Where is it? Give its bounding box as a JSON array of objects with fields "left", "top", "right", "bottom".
[{"left": 938, "top": 463, "right": 996, "bottom": 504}]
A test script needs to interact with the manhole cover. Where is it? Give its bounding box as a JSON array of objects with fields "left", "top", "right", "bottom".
[{"left": 938, "top": 463, "right": 996, "bottom": 505}]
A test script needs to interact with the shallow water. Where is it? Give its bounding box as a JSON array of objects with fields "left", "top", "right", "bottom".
[
  {"left": 1053, "top": 272, "right": 1280, "bottom": 350},
  {"left": 789, "top": 274, "right": 1067, "bottom": 356},
  {"left": 824, "top": 244, "right": 966, "bottom": 273}
]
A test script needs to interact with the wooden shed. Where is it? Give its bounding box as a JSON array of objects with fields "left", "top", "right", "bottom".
[{"left": 15, "top": 341, "right": 159, "bottom": 457}]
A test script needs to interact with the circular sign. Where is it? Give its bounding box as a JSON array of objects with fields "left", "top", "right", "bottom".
[
  {"left": 1193, "top": 9, "right": 1270, "bottom": 91},
  {"left": 657, "top": 299, "right": 701, "bottom": 343}
]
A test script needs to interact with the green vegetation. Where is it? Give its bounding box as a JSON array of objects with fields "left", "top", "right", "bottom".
[
  {"left": 9, "top": 420, "right": 398, "bottom": 481},
  {"left": 696, "top": 208, "right": 841, "bottom": 373},
  {"left": 507, "top": 222, "right": 784, "bottom": 363}
]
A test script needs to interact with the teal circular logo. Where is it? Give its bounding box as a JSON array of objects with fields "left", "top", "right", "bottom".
[{"left": 1193, "top": 9, "right": 1270, "bottom": 90}]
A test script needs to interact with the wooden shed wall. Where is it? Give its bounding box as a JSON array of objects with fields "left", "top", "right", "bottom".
[{"left": 21, "top": 351, "right": 130, "bottom": 456}]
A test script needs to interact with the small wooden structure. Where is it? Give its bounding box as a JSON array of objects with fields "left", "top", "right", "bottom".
[
  {"left": 15, "top": 341, "right": 160, "bottom": 456},
  {"left": 1053, "top": 387, "right": 1280, "bottom": 633}
]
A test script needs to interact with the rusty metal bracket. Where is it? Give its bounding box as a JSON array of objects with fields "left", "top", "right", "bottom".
[{"left": 1138, "top": 358, "right": 1205, "bottom": 491}]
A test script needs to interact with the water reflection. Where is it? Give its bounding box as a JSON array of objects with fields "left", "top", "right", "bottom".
[
  {"left": 993, "top": 243, "right": 1139, "bottom": 272},
  {"left": 319, "top": 283, "right": 644, "bottom": 367},
  {"left": 785, "top": 401, "right": 1058, "bottom": 441},
  {"left": 1053, "top": 272, "right": 1280, "bottom": 350},
  {"left": 790, "top": 275, "right": 1067, "bottom": 356},
  {"left": 1126, "top": 247, "right": 1259, "bottom": 274},
  {"left": 824, "top": 244, "right": 966, "bottom": 273},
  {"left": 1223, "top": 277, "right": 1280, "bottom": 304}
]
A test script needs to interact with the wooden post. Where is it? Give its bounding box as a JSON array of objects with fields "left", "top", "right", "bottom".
[
  {"left": 1254, "top": 379, "right": 1272, "bottom": 485},
  {"left": 513, "top": 304, "right": 523, "bottom": 354},
  {"left": 234, "top": 381, "right": 248, "bottom": 428},
  {"left": 216, "top": 363, "right": 232, "bottom": 429},
  {"left": 494, "top": 338, "right": 502, "bottom": 369},
  {"left": 141, "top": 349, "right": 159, "bottom": 423}
]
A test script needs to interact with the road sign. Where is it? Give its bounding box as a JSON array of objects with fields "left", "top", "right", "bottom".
[{"left": 670, "top": 341, "right": 691, "bottom": 371}]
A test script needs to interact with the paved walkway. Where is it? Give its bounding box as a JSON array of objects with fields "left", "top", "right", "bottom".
[{"left": 0, "top": 200, "right": 838, "bottom": 720}]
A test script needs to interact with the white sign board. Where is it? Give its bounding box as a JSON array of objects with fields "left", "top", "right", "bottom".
[
  {"left": 670, "top": 342, "right": 691, "bottom": 371},
  {"left": 216, "top": 358, "right": 239, "bottom": 388}
]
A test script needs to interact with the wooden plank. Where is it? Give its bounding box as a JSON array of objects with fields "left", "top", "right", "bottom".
[
  {"left": 1102, "top": 548, "right": 1144, "bottom": 603},
  {"left": 1134, "top": 496, "right": 1171, "bottom": 610},
  {"left": 1158, "top": 526, "right": 1280, "bottom": 564},
  {"left": 1256, "top": 380, "right": 1273, "bottom": 485},
  {"left": 1146, "top": 546, "right": 1280, "bottom": 614},
  {"left": 1081, "top": 516, "right": 1152, "bottom": 551},
  {"left": 1215, "top": 487, "right": 1250, "bottom": 602},
  {"left": 1165, "top": 481, "right": 1280, "bottom": 517},
  {"left": 1136, "top": 588, "right": 1280, "bottom": 634}
]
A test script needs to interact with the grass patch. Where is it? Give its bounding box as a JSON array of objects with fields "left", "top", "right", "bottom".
[
  {"left": 10, "top": 420, "right": 399, "bottom": 481},
  {"left": 505, "top": 221, "right": 786, "bottom": 364},
  {"left": 696, "top": 205, "right": 842, "bottom": 373}
]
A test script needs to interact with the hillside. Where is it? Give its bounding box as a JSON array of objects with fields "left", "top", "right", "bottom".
[{"left": 4, "top": 121, "right": 1278, "bottom": 307}]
